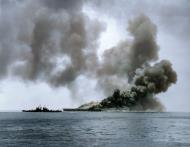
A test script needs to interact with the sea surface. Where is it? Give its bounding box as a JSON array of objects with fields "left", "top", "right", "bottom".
[{"left": 0, "top": 112, "right": 190, "bottom": 147}]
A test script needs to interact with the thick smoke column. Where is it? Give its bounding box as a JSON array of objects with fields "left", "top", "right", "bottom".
[
  {"left": 90, "top": 15, "right": 177, "bottom": 111},
  {"left": 128, "top": 14, "right": 159, "bottom": 79},
  {"left": 0, "top": 0, "right": 177, "bottom": 111},
  {"left": 97, "top": 14, "right": 159, "bottom": 94}
]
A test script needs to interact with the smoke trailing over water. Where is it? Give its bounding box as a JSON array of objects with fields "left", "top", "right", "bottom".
[{"left": 0, "top": 0, "right": 177, "bottom": 111}]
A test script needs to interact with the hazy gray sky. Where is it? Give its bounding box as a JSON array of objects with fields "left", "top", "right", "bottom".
[{"left": 0, "top": 0, "right": 189, "bottom": 111}]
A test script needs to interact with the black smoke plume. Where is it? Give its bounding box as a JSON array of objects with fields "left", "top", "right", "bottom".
[
  {"left": 91, "top": 15, "right": 177, "bottom": 111},
  {"left": 91, "top": 60, "right": 177, "bottom": 111},
  {"left": 0, "top": 0, "right": 177, "bottom": 111},
  {"left": 97, "top": 14, "right": 159, "bottom": 94}
]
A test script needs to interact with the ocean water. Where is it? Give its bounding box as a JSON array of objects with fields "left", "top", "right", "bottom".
[{"left": 0, "top": 112, "right": 190, "bottom": 147}]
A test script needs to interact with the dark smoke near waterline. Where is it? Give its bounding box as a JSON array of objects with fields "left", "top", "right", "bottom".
[
  {"left": 0, "top": 0, "right": 177, "bottom": 111},
  {"left": 94, "top": 15, "right": 177, "bottom": 111},
  {"left": 90, "top": 60, "right": 177, "bottom": 111}
]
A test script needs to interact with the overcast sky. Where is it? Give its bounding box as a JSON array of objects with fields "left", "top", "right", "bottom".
[{"left": 0, "top": 0, "right": 190, "bottom": 111}]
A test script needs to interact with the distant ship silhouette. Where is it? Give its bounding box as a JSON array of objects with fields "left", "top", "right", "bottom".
[{"left": 22, "top": 106, "right": 62, "bottom": 112}]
